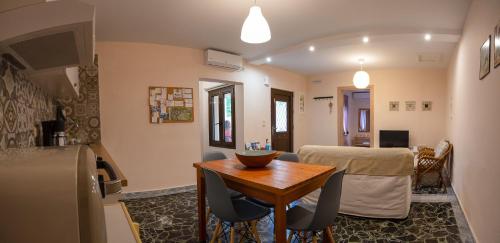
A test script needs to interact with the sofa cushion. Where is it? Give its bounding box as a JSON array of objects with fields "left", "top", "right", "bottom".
[
  {"left": 298, "top": 145, "right": 414, "bottom": 176},
  {"left": 434, "top": 140, "right": 449, "bottom": 158}
]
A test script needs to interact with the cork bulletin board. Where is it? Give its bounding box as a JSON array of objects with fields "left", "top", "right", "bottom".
[{"left": 149, "top": 87, "right": 194, "bottom": 123}]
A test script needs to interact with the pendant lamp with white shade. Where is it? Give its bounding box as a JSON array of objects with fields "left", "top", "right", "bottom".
[
  {"left": 353, "top": 59, "right": 370, "bottom": 89},
  {"left": 241, "top": 1, "right": 271, "bottom": 44}
]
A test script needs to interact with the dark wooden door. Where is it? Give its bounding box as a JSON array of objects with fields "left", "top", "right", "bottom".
[{"left": 271, "top": 89, "right": 293, "bottom": 152}]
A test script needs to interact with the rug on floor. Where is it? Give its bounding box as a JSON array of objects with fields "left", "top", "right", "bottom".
[{"left": 122, "top": 191, "right": 462, "bottom": 243}]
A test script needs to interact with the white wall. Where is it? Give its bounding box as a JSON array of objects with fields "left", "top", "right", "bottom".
[
  {"left": 307, "top": 68, "right": 448, "bottom": 147},
  {"left": 446, "top": 0, "right": 500, "bottom": 241},
  {"left": 97, "top": 42, "right": 308, "bottom": 192}
]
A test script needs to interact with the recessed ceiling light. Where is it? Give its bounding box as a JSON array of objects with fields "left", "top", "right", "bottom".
[
  {"left": 308, "top": 45, "right": 315, "bottom": 52},
  {"left": 266, "top": 57, "right": 272, "bottom": 63},
  {"left": 362, "top": 36, "right": 370, "bottom": 43},
  {"left": 424, "top": 33, "right": 432, "bottom": 41}
]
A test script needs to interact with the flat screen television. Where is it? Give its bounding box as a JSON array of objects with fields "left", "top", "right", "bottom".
[{"left": 379, "top": 130, "right": 409, "bottom": 148}]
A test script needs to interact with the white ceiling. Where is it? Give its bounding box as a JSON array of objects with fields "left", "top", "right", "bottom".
[{"left": 81, "top": 0, "right": 471, "bottom": 75}]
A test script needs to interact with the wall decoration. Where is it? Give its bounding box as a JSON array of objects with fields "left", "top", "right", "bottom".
[
  {"left": 405, "top": 101, "right": 416, "bottom": 111},
  {"left": 495, "top": 20, "right": 500, "bottom": 68},
  {"left": 59, "top": 57, "right": 101, "bottom": 144},
  {"left": 149, "top": 87, "right": 194, "bottom": 123},
  {"left": 479, "top": 35, "right": 491, "bottom": 79},
  {"left": 0, "top": 57, "right": 55, "bottom": 150},
  {"left": 422, "top": 101, "right": 433, "bottom": 111},
  {"left": 298, "top": 93, "right": 305, "bottom": 113},
  {"left": 389, "top": 101, "right": 399, "bottom": 111}
]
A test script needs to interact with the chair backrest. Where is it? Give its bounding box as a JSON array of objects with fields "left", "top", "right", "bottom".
[
  {"left": 203, "top": 169, "right": 239, "bottom": 222},
  {"left": 203, "top": 151, "right": 227, "bottom": 162},
  {"left": 276, "top": 152, "right": 300, "bottom": 162},
  {"left": 308, "top": 170, "right": 345, "bottom": 230},
  {"left": 434, "top": 140, "right": 451, "bottom": 158}
]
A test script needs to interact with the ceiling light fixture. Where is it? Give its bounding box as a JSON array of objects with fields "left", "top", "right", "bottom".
[
  {"left": 266, "top": 57, "right": 272, "bottom": 63},
  {"left": 241, "top": 0, "right": 271, "bottom": 44},
  {"left": 353, "top": 58, "right": 370, "bottom": 89},
  {"left": 309, "top": 45, "right": 315, "bottom": 52},
  {"left": 424, "top": 33, "right": 432, "bottom": 41},
  {"left": 362, "top": 36, "right": 370, "bottom": 43}
]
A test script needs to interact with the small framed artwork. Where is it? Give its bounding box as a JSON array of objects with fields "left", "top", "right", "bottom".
[
  {"left": 389, "top": 101, "right": 399, "bottom": 111},
  {"left": 299, "top": 93, "right": 305, "bottom": 113},
  {"left": 479, "top": 35, "right": 491, "bottom": 80},
  {"left": 495, "top": 20, "right": 500, "bottom": 68},
  {"left": 422, "top": 101, "right": 432, "bottom": 111},
  {"left": 405, "top": 101, "right": 416, "bottom": 111}
]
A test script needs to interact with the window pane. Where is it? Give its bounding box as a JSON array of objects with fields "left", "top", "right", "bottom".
[
  {"left": 224, "top": 93, "right": 232, "bottom": 142},
  {"left": 360, "top": 110, "right": 367, "bottom": 131},
  {"left": 275, "top": 100, "right": 288, "bottom": 132},
  {"left": 212, "top": 95, "right": 219, "bottom": 141}
]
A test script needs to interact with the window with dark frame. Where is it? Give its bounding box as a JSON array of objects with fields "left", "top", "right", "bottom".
[{"left": 208, "top": 85, "right": 236, "bottom": 149}]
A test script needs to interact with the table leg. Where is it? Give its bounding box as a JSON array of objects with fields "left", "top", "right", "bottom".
[
  {"left": 197, "top": 168, "right": 207, "bottom": 242},
  {"left": 274, "top": 197, "right": 287, "bottom": 243}
]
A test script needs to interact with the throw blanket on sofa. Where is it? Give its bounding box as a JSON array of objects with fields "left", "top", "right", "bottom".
[{"left": 297, "top": 145, "right": 414, "bottom": 176}]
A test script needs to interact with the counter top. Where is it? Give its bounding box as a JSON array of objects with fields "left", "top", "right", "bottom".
[
  {"left": 90, "top": 143, "right": 128, "bottom": 187},
  {"left": 104, "top": 203, "right": 141, "bottom": 243}
]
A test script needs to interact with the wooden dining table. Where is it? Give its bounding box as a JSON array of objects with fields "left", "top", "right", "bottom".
[{"left": 193, "top": 159, "right": 336, "bottom": 243}]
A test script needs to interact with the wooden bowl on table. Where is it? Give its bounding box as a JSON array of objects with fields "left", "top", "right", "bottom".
[{"left": 235, "top": 150, "right": 277, "bottom": 168}]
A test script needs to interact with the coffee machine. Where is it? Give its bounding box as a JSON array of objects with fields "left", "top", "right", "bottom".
[{"left": 41, "top": 105, "right": 67, "bottom": 146}]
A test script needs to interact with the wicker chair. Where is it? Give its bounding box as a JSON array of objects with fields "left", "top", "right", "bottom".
[{"left": 415, "top": 140, "right": 453, "bottom": 190}]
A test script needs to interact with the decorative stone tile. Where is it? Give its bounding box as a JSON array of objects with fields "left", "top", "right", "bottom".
[
  {"left": 2, "top": 63, "right": 15, "bottom": 96},
  {"left": 0, "top": 57, "right": 55, "bottom": 151},
  {"left": 0, "top": 53, "right": 101, "bottom": 150},
  {"left": 414, "top": 186, "right": 447, "bottom": 195},
  {"left": 74, "top": 103, "right": 87, "bottom": 117},
  {"left": 121, "top": 185, "right": 197, "bottom": 200},
  {"left": 0, "top": 100, "right": 4, "bottom": 131},
  {"left": 123, "top": 190, "right": 466, "bottom": 243},
  {"left": 4, "top": 99, "right": 18, "bottom": 133},
  {"left": 59, "top": 59, "right": 101, "bottom": 144}
]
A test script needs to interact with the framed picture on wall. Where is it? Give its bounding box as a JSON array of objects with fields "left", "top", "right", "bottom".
[
  {"left": 405, "top": 101, "right": 416, "bottom": 111},
  {"left": 389, "top": 101, "right": 399, "bottom": 111},
  {"left": 422, "top": 101, "right": 432, "bottom": 111},
  {"left": 479, "top": 35, "right": 491, "bottom": 80},
  {"left": 495, "top": 20, "right": 500, "bottom": 68}
]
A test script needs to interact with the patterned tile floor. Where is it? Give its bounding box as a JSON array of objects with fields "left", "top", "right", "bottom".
[
  {"left": 413, "top": 185, "right": 447, "bottom": 195},
  {"left": 122, "top": 185, "right": 473, "bottom": 243}
]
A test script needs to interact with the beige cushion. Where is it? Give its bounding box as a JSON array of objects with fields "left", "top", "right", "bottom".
[
  {"left": 298, "top": 145, "right": 414, "bottom": 176},
  {"left": 434, "top": 140, "right": 449, "bottom": 158}
]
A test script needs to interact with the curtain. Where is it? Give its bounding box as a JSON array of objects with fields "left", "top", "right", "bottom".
[
  {"left": 343, "top": 95, "right": 349, "bottom": 135},
  {"left": 360, "top": 110, "right": 367, "bottom": 131}
]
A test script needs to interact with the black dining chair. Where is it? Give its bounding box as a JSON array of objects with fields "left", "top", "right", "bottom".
[
  {"left": 248, "top": 152, "right": 300, "bottom": 211},
  {"left": 204, "top": 169, "right": 270, "bottom": 243},
  {"left": 276, "top": 152, "right": 300, "bottom": 162},
  {"left": 203, "top": 151, "right": 244, "bottom": 221},
  {"left": 286, "top": 170, "right": 345, "bottom": 243},
  {"left": 203, "top": 151, "right": 244, "bottom": 199}
]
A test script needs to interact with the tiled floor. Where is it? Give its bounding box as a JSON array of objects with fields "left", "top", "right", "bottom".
[{"left": 122, "top": 185, "right": 474, "bottom": 243}]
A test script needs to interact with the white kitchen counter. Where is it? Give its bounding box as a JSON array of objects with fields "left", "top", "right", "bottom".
[{"left": 104, "top": 203, "right": 141, "bottom": 243}]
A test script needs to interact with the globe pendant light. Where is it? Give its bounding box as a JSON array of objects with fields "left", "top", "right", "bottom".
[
  {"left": 353, "top": 59, "right": 370, "bottom": 89},
  {"left": 241, "top": 1, "right": 271, "bottom": 44}
]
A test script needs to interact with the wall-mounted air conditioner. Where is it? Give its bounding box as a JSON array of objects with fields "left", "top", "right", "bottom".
[{"left": 205, "top": 49, "right": 243, "bottom": 71}]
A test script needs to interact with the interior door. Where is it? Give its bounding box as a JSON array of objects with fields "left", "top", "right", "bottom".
[{"left": 271, "top": 89, "right": 293, "bottom": 152}]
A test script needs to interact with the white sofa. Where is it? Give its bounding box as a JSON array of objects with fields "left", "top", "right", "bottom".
[{"left": 297, "top": 145, "right": 414, "bottom": 219}]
